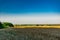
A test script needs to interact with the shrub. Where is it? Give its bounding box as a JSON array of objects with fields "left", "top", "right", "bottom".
[
  {"left": 0, "top": 22, "right": 5, "bottom": 29},
  {"left": 3, "top": 22, "right": 14, "bottom": 27},
  {"left": 0, "top": 22, "right": 14, "bottom": 29}
]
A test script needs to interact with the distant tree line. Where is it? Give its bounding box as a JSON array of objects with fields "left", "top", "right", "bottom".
[{"left": 0, "top": 22, "right": 14, "bottom": 29}]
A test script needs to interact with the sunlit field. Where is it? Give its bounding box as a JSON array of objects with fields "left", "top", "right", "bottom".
[{"left": 14, "top": 24, "right": 60, "bottom": 28}]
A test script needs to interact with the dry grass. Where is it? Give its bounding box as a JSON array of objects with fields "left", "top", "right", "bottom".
[{"left": 14, "top": 25, "right": 60, "bottom": 28}]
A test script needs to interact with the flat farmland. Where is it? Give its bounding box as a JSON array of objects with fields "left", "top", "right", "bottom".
[{"left": 0, "top": 24, "right": 60, "bottom": 40}]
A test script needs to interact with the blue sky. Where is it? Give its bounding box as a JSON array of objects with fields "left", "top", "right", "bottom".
[
  {"left": 0, "top": 0, "right": 60, "bottom": 13},
  {"left": 0, "top": 0, "right": 60, "bottom": 24}
]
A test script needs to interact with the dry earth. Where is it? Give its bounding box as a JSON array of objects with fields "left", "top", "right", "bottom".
[{"left": 0, "top": 28, "right": 60, "bottom": 40}]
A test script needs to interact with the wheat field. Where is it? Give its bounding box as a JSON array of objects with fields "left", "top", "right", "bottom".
[{"left": 14, "top": 24, "right": 60, "bottom": 28}]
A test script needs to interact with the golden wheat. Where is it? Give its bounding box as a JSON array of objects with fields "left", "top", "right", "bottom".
[{"left": 14, "top": 25, "right": 60, "bottom": 28}]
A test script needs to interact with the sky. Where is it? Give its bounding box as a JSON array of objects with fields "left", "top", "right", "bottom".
[{"left": 0, "top": 0, "right": 60, "bottom": 24}]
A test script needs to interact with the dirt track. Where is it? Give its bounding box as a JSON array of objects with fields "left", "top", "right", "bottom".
[{"left": 0, "top": 28, "right": 60, "bottom": 40}]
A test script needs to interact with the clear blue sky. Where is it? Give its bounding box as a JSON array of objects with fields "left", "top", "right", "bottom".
[
  {"left": 0, "top": 0, "right": 60, "bottom": 24},
  {"left": 0, "top": 0, "right": 60, "bottom": 15}
]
